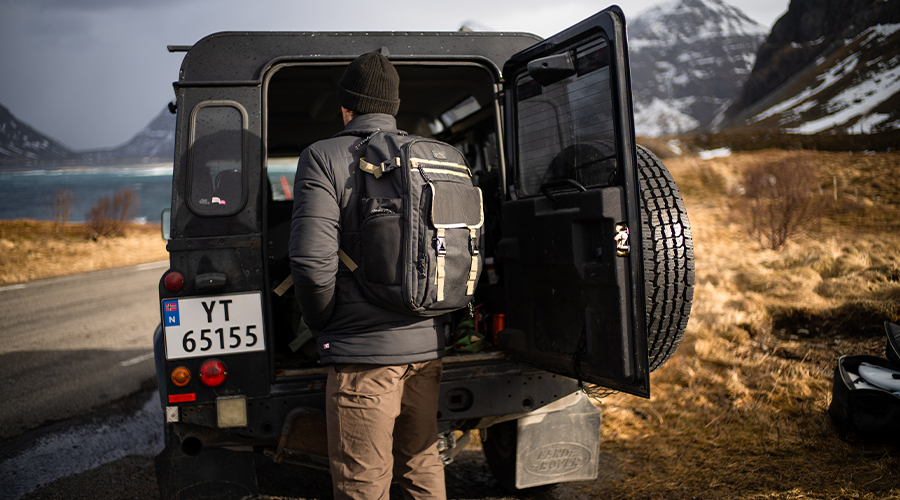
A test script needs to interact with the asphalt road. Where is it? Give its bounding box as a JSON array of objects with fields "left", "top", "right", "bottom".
[{"left": 0, "top": 261, "right": 169, "bottom": 440}]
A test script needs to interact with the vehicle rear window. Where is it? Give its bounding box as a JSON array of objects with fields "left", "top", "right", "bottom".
[
  {"left": 189, "top": 102, "right": 246, "bottom": 215},
  {"left": 514, "top": 38, "right": 617, "bottom": 198}
]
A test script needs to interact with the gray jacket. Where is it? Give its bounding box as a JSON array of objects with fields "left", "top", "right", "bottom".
[{"left": 288, "top": 113, "right": 443, "bottom": 365}]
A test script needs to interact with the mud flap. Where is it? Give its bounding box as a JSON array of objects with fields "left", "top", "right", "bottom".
[
  {"left": 155, "top": 425, "right": 258, "bottom": 500},
  {"left": 483, "top": 391, "right": 601, "bottom": 490}
]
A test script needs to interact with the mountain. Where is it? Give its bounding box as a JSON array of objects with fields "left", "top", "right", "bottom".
[
  {"left": 78, "top": 105, "right": 176, "bottom": 161},
  {"left": 0, "top": 104, "right": 71, "bottom": 162},
  {"left": 719, "top": 0, "right": 900, "bottom": 134},
  {"left": 629, "top": 0, "right": 768, "bottom": 137},
  {"left": 0, "top": 102, "right": 175, "bottom": 165}
]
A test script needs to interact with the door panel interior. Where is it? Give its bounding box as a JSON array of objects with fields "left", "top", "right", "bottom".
[{"left": 499, "top": 6, "right": 649, "bottom": 396}]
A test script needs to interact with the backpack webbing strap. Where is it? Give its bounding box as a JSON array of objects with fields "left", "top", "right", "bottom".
[
  {"left": 274, "top": 274, "right": 293, "bottom": 296},
  {"left": 359, "top": 157, "right": 402, "bottom": 179},
  {"left": 338, "top": 249, "right": 358, "bottom": 272},
  {"left": 436, "top": 228, "right": 447, "bottom": 302},
  {"left": 467, "top": 228, "right": 479, "bottom": 295}
]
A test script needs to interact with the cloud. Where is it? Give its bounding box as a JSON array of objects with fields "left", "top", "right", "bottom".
[{"left": 0, "top": 0, "right": 789, "bottom": 150}]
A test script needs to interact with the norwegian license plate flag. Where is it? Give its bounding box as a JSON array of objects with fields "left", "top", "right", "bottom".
[{"left": 163, "top": 300, "right": 180, "bottom": 326}]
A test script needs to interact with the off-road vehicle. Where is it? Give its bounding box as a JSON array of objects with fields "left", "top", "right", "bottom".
[{"left": 153, "top": 5, "right": 694, "bottom": 498}]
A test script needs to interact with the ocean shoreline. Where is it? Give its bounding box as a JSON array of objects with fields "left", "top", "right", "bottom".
[{"left": 0, "top": 161, "right": 174, "bottom": 175}]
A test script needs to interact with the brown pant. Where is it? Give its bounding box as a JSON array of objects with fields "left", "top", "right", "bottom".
[{"left": 326, "top": 359, "right": 446, "bottom": 500}]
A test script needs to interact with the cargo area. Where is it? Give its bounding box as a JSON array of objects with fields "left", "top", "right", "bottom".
[{"left": 263, "top": 62, "right": 507, "bottom": 371}]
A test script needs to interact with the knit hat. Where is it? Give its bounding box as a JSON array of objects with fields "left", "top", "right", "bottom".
[{"left": 337, "top": 52, "right": 401, "bottom": 116}]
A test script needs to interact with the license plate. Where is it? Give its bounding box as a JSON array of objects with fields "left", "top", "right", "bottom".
[{"left": 162, "top": 292, "right": 266, "bottom": 360}]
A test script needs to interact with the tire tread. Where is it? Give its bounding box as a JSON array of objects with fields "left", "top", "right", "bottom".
[{"left": 637, "top": 145, "right": 694, "bottom": 371}]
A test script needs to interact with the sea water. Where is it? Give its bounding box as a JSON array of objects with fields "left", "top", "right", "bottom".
[
  {"left": 0, "top": 159, "right": 300, "bottom": 223},
  {"left": 0, "top": 163, "right": 174, "bottom": 223}
]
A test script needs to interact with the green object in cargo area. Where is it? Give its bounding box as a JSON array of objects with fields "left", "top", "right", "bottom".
[{"left": 447, "top": 317, "right": 486, "bottom": 353}]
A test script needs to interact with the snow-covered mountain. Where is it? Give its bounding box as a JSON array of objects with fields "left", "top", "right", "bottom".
[
  {"left": 720, "top": 0, "right": 900, "bottom": 135},
  {"left": 0, "top": 102, "right": 175, "bottom": 164},
  {"left": 78, "top": 105, "right": 175, "bottom": 161},
  {"left": 629, "top": 0, "right": 767, "bottom": 137},
  {"left": 0, "top": 104, "right": 71, "bottom": 162}
]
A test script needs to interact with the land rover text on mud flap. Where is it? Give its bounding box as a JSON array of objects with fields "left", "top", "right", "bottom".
[{"left": 153, "top": 5, "right": 694, "bottom": 498}]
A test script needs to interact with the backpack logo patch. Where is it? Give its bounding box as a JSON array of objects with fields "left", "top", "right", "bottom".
[{"left": 432, "top": 150, "right": 447, "bottom": 160}]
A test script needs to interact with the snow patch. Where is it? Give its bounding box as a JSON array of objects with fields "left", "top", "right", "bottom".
[
  {"left": 850, "top": 23, "right": 900, "bottom": 47},
  {"left": 633, "top": 0, "right": 766, "bottom": 43},
  {"left": 778, "top": 100, "right": 818, "bottom": 126},
  {"left": 870, "top": 23, "right": 900, "bottom": 39},
  {"left": 852, "top": 113, "right": 893, "bottom": 134},
  {"left": 787, "top": 63, "right": 900, "bottom": 134},
  {"left": 634, "top": 98, "right": 700, "bottom": 137},
  {"left": 699, "top": 147, "right": 731, "bottom": 159},
  {"left": 752, "top": 54, "right": 861, "bottom": 122},
  {"left": 667, "top": 140, "right": 684, "bottom": 155}
]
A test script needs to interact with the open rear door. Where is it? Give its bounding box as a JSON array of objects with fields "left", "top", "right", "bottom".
[{"left": 497, "top": 6, "right": 650, "bottom": 397}]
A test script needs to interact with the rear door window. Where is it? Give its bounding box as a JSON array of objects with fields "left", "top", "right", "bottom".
[
  {"left": 189, "top": 102, "right": 247, "bottom": 215},
  {"left": 514, "top": 38, "right": 616, "bottom": 198}
]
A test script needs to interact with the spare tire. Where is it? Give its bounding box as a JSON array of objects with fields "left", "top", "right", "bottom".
[{"left": 637, "top": 145, "right": 694, "bottom": 371}]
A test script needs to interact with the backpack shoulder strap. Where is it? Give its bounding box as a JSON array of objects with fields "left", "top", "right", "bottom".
[{"left": 357, "top": 130, "right": 412, "bottom": 178}]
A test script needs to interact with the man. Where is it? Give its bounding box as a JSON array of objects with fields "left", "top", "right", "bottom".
[{"left": 288, "top": 52, "right": 447, "bottom": 500}]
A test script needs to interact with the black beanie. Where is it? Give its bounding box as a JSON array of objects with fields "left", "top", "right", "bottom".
[{"left": 337, "top": 52, "right": 401, "bottom": 116}]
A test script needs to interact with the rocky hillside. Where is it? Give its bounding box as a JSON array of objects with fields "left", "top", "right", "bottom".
[
  {"left": 0, "top": 104, "right": 71, "bottom": 162},
  {"left": 0, "top": 102, "right": 175, "bottom": 164},
  {"left": 720, "top": 0, "right": 900, "bottom": 134},
  {"left": 629, "top": 0, "right": 767, "bottom": 137},
  {"left": 79, "top": 105, "right": 175, "bottom": 161}
]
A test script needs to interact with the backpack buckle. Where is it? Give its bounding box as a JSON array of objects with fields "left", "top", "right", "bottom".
[
  {"left": 359, "top": 157, "right": 402, "bottom": 179},
  {"left": 435, "top": 235, "right": 447, "bottom": 256}
]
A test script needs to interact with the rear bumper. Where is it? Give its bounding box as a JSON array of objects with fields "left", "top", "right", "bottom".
[{"left": 156, "top": 347, "right": 579, "bottom": 444}]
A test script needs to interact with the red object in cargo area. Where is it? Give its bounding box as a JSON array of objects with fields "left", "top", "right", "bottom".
[
  {"left": 164, "top": 272, "right": 185, "bottom": 292},
  {"left": 492, "top": 314, "right": 505, "bottom": 344},
  {"left": 199, "top": 359, "right": 227, "bottom": 387}
]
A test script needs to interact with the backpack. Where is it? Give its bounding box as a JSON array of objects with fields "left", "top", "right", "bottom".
[{"left": 339, "top": 130, "right": 484, "bottom": 317}]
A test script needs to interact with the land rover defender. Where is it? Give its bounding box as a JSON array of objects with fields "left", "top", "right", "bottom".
[{"left": 153, "top": 5, "right": 695, "bottom": 498}]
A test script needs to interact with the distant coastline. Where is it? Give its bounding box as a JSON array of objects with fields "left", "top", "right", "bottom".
[{"left": 0, "top": 157, "right": 173, "bottom": 173}]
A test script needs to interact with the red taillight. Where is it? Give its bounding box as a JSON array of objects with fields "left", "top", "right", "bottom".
[
  {"left": 199, "top": 359, "right": 227, "bottom": 387},
  {"left": 164, "top": 272, "right": 185, "bottom": 292}
]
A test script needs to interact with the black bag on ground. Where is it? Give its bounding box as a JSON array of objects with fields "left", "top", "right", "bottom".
[
  {"left": 884, "top": 321, "right": 900, "bottom": 364},
  {"left": 828, "top": 322, "right": 900, "bottom": 443},
  {"left": 342, "top": 130, "right": 483, "bottom": 317}
]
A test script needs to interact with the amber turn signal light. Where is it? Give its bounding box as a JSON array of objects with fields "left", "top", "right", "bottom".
[
  {"left": 171, "top": 366, "right": 191, "bottom": 387},
  {"left": 164, "top": 271, "right": 185, "bottom": 292}
]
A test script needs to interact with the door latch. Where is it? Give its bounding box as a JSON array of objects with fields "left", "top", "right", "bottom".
[{"left": 614, "top": 223, "right": 630, "bottom": 257}]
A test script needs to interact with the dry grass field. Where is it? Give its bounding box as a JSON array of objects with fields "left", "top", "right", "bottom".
[
  {"left": 592, "top": 148, "right": 900, "bottom": 499},
  {"left": 5, "top": 149, "right": 900, "bottom": 499},
  {"left": 0, "top": 220, "right": 168, "bottom": 285}
]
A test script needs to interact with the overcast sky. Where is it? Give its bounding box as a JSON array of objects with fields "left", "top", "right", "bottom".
[{"left": 0, "top": 0, "right": 790, "bottom": 151}]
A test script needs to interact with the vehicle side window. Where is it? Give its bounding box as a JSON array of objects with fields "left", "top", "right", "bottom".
[
  {"left": 189, "top": 102, "right": 247, "bottom": 215},
  {"left": 514, "top": 38, "right": 616, "bottom": 197}
]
